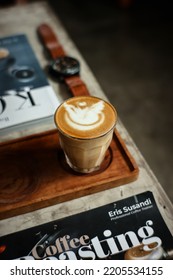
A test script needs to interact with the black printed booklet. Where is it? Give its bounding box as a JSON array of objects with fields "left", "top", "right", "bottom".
[
  {"left": 0, "top": 191, "right": 172, "bottom": 260},
  {"left": 0, "top": 34, "right": 60, "bottom": 141}
]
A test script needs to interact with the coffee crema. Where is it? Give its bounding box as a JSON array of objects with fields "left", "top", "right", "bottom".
[{"left": 55, "top": 96, "right": 117, "bottom": 139}]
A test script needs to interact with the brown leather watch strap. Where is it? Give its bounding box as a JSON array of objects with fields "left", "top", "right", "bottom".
[
  {"left": 65, "top": 76, "right": 90, "bottom": 97},
  {"left": 37, "top": 23, "right": 91, "bottom": 97},
  {"left": 37, "top": 23, "right": 65, "bottom": 59}
]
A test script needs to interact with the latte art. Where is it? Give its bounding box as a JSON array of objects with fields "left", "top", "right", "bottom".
[
  {"left": 64, "top": 101, "right": 105, "bottom": 131},
  {"left": 55, "top": 96, "right": 117, "bottom": 139}
]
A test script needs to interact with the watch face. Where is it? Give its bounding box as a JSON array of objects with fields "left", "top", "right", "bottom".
[{"left": 51, "top": 56, "right": 80, "bottom": 79}]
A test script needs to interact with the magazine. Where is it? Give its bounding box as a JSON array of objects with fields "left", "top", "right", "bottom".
[
  {"left": 0, "top": 34, "right": 60, "bottom": 141},
  {"left": 0, "top": 191, "right": 172, "bottom": 260}
]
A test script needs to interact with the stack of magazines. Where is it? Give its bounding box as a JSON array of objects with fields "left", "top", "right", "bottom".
[{"left": 0, "top": 34, "right": 60, "bottom": 142}]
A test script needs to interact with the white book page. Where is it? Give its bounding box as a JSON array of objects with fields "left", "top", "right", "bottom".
[{"left": 0, "top": 85, "right": 60, "bottom": 129}]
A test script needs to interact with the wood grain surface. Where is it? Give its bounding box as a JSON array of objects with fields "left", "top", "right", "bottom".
[{"left": 0, "top": 128, "right": 139, "bottom": 220}]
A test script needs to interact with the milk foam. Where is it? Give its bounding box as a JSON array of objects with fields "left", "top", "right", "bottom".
[
  {"left": 55, "top": 96, "right": 117, "bottom": 139},
  {"left": 63, "top": 100, "right": 105, "bottom": 131}
]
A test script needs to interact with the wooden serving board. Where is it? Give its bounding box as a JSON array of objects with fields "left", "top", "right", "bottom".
[{"left": 0, "top": 129, "right": 139, "bottom": 220}]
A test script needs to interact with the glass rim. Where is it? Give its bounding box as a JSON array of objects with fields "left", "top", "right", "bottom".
[{"left": 54, "top": 96, "right": 117, "bottom": 140}]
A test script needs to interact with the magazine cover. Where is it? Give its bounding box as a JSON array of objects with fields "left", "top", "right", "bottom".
[
  {"left": 0, "top": 34, "right": 60, "bottom": 132},
  {"left": 0, "top": 191, "right": 172, "bottom": 260}
]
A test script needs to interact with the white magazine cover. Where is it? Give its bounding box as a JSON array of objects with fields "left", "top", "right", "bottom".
[{"left": 0, "top": 34, "right": 60, "bottom": 141}]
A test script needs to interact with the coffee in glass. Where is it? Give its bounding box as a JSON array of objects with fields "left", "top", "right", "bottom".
[{"left": 54, "top": 96, "right": 117, "bottom": 173}]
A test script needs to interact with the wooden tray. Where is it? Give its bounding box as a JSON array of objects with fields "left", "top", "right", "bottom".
[{"left": 0, "top": 129, "right": 139, "bottom": 220}]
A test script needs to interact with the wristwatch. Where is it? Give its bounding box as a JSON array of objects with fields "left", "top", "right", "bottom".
[{"left": 37, "top": 23, "right": 90, "bottom": 97}]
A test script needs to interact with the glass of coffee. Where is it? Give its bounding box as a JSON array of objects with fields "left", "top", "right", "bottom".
[{"left": 54, "top": 96, "right": 117, "bottom": 173}]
